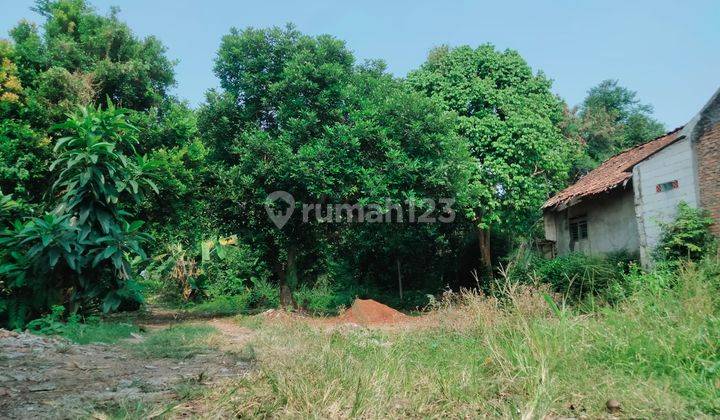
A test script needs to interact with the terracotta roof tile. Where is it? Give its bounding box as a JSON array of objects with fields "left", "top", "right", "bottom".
[{"left": 543, "top": 126, "right": 685, "bottom": 210}]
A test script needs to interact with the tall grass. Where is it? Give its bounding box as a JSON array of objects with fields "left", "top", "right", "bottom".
[{"left": 200, "top": 259, "right": 720, "bottom": 418}]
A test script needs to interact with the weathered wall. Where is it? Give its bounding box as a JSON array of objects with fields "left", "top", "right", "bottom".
[
  {"left": 697, "top": 121, "right": 720, "bottom": 235},
  {"left": 685, "top": 87, "right": 720, "bottom": 236},
  {"left": 545, "top": 187, "right": 639, "bottom": 256},
  {"left": 632, "top": 136, "right": 698, "bottom": 265}
]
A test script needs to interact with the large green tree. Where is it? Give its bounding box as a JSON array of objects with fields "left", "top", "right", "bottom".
[
  {"left": 1, "top": 0, "right": 201, "bottom": 249},
  {"left": 407, "top": 45, "right": 574, "bottom": 270},
  {"left": 568, "top": 79, "right": 666, "bottom": 172},
  {"left": 200, "top": 26, "right": 479, "bottom": 305}
]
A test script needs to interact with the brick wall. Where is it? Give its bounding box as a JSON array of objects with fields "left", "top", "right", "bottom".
[{"left": 697, "top": 122, "right": 720, "bottom": 236}]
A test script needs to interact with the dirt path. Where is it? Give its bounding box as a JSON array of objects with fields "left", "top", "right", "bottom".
[{"left": 0, "top": 313, "right": 254, "bottom": 419}]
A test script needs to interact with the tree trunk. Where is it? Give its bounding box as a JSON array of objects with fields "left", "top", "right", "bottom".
[
  {"left": 477, "top": 226, "right": 492, "bottom": 276},
  {"left": 396, "top": 257, "right": 403, "bottom": 300},
  {"left": 278, "top": 246, "right": 298, "bottom": 309}
]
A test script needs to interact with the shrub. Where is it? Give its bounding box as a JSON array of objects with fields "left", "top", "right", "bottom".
[
  {"left": 186, "top": 294, "right": 251, "bottom": 316},
  {"left": 505, "top": 246, "right": 633, "bottom": 304},
  {"left": 247, "top": 277, "right": 280, "bottom": 309},
  {"left": 0, "top": 105, "right": 155, "bottom": 328},
  {"left": 203, "top": 244, "right": 270, "bottom": 299},
  {"left": 655, "top": 202, "right": 716, "bottom": 262},
  {"left": 293, "top": 275, "right": 336, "bottom": 314}
]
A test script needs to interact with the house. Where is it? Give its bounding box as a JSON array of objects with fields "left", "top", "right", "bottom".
[{"left": 542, "top": 87, "right": 720, "bottom": 266}]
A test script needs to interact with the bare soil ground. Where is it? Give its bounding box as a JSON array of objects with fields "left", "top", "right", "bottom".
[
  {"left": 0, "top": 317, "right": 252, "bottom": 418},
  {"left": 0, "top": 299, "right": 410, "bottom": 418}
]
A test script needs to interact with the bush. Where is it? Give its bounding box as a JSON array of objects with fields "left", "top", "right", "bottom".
[
  {"left": 293, "top": 277, "right": 336, "bottom": 314},
  {"left": 186, "top": 294, "right": 251, "bottom": 316},
  {"left": 536, "top": 253, "right": 625, "bottom": 300},
  {"left": 506, "top": 246, "right": 634, "bottom": 304},
  {"left": 203, "top": 244, "right": 270, "bottom": 299},
  {"left": 655, "top": 202, "right": 717, "bottom": 262},
  {"left": 247, "top": 277, "right": 280, "bottom": 309},
  {"left": 0, "top": 106, "right": 154, "bottom": 328}
]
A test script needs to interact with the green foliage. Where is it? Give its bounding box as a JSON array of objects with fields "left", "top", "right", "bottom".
[
  {"left": 25, "top": 304, "right": 138, "bottom": 343},
  {"left": 185, "top": 294, "right": 251, "bottom": 316},
  {"left": 0, "top": 120, "right": 51, "bottom": 206},
  {"left": 292, "top": 276, "right": 337, "bottom": 314},
  {"left": 203, "top": 243, "right": 270, "bottom": 299},
  {"left": 534, "top": 252, "right": 628, "bottom": 302},
  {"left": 506, "top": 247, "right": 633, "bottom": 304},
  {"left": 0, "top": 0, "right": 181, "bottom": 214},
  {"left": 655, "top": 202, "right": 717, "bottom": 262},
  {"left": 25, "top": 0, "right": 175, "bottom": 111},
  {"left": 568, "top": 79, "right": 666, "bottom": 172},
  {"left": 247, "top": 277, "right": 280, "bottom": 308},
  {"left": 0, "top": 105, "right": 153, "bottom": 327},
  {"left": 407, "top": 44, "right": 574, "bottom": 232},
  {"left": 201, "top": 24, "right": 480, "bottom": 301}
]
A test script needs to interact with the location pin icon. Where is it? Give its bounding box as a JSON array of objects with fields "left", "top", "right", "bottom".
[{"left": 265, "top": 191, "right": 295, "bottom": 229}]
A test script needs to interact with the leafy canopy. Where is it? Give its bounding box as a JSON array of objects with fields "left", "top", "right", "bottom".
[
  {"left": 200, "top": 25, "right": 480, "bottom": 294},
  {"left": 407, "top": 44, "right": 574, "bottom": 231},
  {"left": 574, "top": 79, "right": 666, "bottom": 166}
]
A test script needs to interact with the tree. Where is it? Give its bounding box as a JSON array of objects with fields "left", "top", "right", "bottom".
[
  {"left": 407, "top": 45, "right": 574, "bottom": 272},
  {"left": 1, "top": 0, "right": 199, "bottom": 261},
  {"left": 577, "top": 80, "right": 666, "bottom": 165},
  {"left": 200, "top": 26, "right": 479, "bottom": 305},
  {"left": 0, "top": 0, "right": 180, "bottom": 209}
]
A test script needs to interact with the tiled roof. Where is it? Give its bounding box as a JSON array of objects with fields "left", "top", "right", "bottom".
[{"left": 543, "top": 126, "right": 685, "bottom": 210}]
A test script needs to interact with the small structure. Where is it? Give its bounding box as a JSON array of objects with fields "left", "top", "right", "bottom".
[{"left": 543, "top": 87, "right": 720, "bottom": 266}]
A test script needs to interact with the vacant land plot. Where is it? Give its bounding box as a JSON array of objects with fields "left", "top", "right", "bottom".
[{"left": 2, "top": 262, "right": 718, "bottom": 419}]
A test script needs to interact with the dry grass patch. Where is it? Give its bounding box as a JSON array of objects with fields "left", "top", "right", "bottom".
[{"left": 195, "top": 262, "right": 720, "bottom": 418}]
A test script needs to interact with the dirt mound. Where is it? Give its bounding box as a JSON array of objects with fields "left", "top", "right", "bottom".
[{"left": 338, "top": 299, "right": 407, "bottom": 325}]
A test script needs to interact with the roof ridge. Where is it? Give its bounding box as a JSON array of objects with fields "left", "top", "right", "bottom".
[
  {"left": 543, "top": 126, "right": 685, "bottom": 210},
  {"left": 609, "top": 125, "right": 684, "bottom": 160}
]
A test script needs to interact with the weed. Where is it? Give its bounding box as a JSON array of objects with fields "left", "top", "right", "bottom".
[
  {"left": 200, "top": 259, "right": 720, "bottom": 418},
  {"left": 26, "top": 305, "right": 139, "bottom": 344},
  {"left": 185, "top": 295, "right": 250, "bottom": 317},
  {"left": 128, "top": 324, "right": 218, "bottom": 359}
]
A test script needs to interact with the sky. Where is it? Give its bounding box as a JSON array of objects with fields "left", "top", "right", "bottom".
[{"left": 1, "top": 0, "right": 718, "bottom": 128}]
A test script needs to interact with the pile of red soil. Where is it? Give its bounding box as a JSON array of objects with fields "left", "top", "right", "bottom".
[{"left": 337, "top": 299, "right": 407, "bottom": 325}]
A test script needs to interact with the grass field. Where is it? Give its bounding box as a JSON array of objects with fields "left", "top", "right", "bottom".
[
  {"left": 14, "top": 260, "right": 720, "bottom": 418},
  {"left": 196, "top": 260, "right": 720, "bottom": 418}
]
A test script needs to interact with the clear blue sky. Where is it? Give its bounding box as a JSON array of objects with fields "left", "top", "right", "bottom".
[{"left": 2, "top": 0, "right": 718, "bottom": 128}]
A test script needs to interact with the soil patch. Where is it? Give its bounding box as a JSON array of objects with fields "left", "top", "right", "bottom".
[
  {"left": 0, "top": 327, "right": 249, "bottom": 418},
  {"left": 258, "top": 298, "right": 410, "bottom": 327},
  {"left": 338, "top": 298, "right": 408, "bottom": 325}
]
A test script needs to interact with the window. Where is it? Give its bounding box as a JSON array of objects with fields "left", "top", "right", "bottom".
[
  {"left": 656, "top": 180, "right": 679, "bottom": 193},
  {"left": 569, "top": 217, "right": 588, "bottom": 241}
]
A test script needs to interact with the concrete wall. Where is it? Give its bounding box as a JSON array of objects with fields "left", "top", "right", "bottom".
[
  {"left": 632, "top": 136, "right": 699, "bottom": 265},
  {"left": 545, "top": 186, "right": 639, "bottom": 256}
]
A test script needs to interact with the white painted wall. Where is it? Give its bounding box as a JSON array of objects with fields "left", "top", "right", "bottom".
[{"left": 632, "top": 137, "right": 699, "bottom": 265}]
